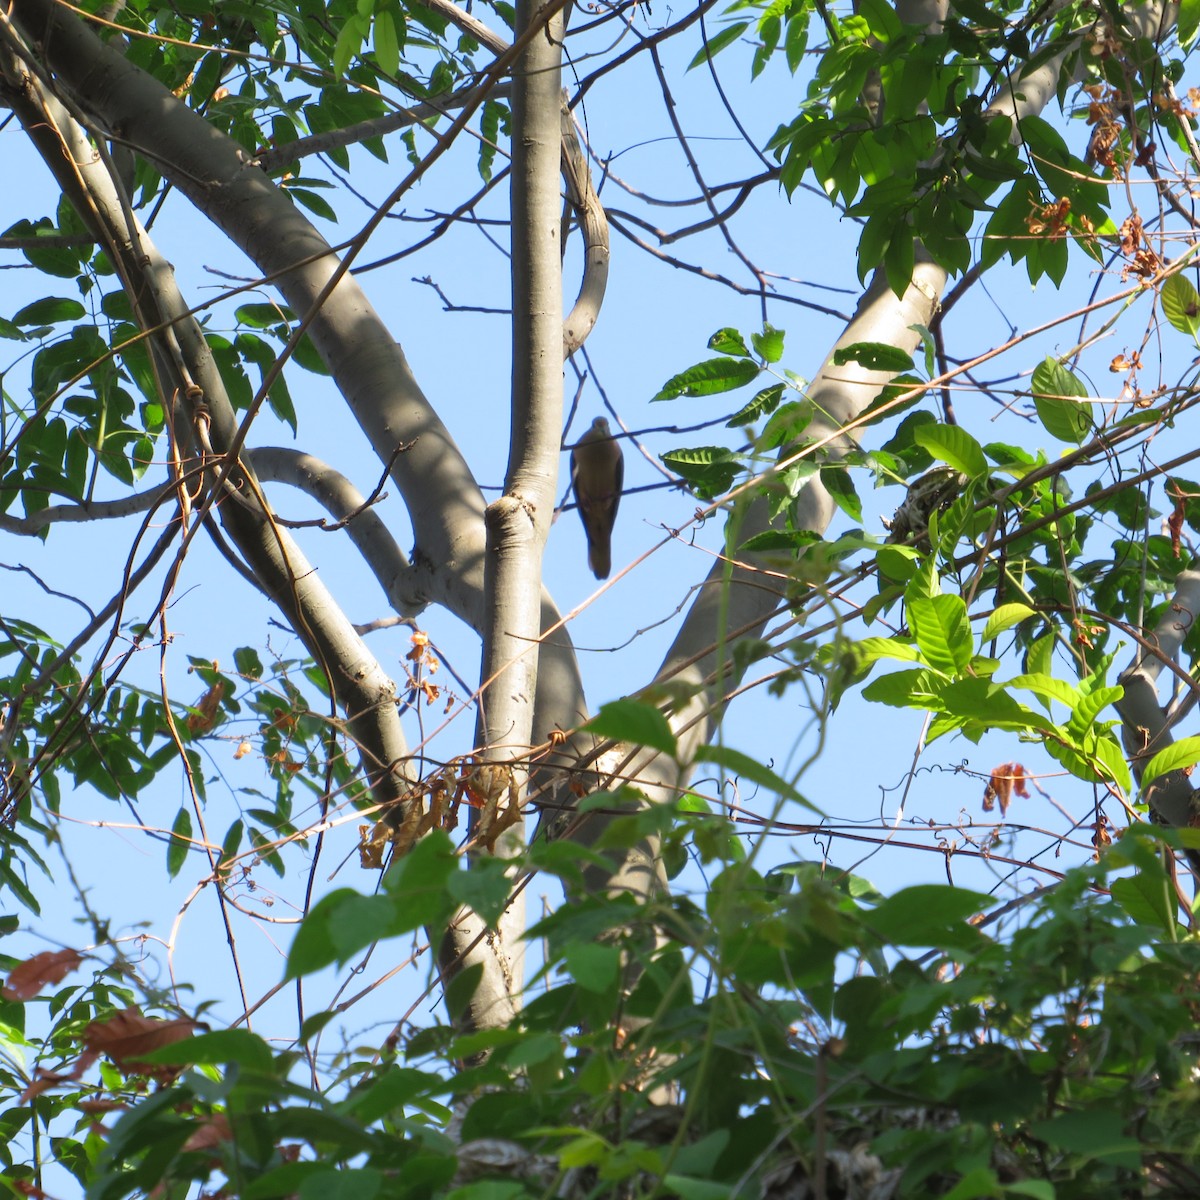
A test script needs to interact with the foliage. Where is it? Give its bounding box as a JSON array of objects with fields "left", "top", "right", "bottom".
[
  {"left": 3, "top": 0, "right": 1200, "bottom": 1197},
  {"left": 4, "top": 822, "right": 1199, "bottom": 1197}
]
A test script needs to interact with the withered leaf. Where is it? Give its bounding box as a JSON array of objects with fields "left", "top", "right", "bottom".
[
  {"left": 82, "top": 1007, "right": 199, "bottom": 1073},
  {"left": 186, "top": 680, "right": 225, "bottom": 734},
  {"left": 2, "top": 948, "right": 83, "bottom": 1000}
]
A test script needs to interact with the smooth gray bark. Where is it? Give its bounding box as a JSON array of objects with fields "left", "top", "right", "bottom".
[
  {"left": 250, "top": 448, "right": 424, "bottom": 620},
  {"left": 1117, "top": 571, "right": 1200, "bottom": 831},
  {"left": 439, "top": 0, "right": 569, "bottom": 1036}
]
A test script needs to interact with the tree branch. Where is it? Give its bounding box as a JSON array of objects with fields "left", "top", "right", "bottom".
[
  {"left": 249, "top": 447, "right": 425, "bottom": 619},
  {"left": 439, "top": 0, "right": 569, "bottom": 1040},
  {"left": 6, "top": 0, "right": 588, "bottom": 751},
  {"left": 0, "top": 15, "right": 415, "bottom": 815}
]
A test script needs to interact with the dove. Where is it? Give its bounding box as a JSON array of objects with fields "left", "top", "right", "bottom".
[{"left": 570, "top": 417, "right": 624, "bottom": 579}]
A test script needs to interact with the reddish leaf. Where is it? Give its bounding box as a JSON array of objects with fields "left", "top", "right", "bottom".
[
  {"left": 77, "top": 1098, "right": 130, "bottom": 1116},
  {"left": 982, "top": 763, "right": 1028, "bottom": 816},
  {"left": 19, "top": 1069, "right": 73, "bottom": 1102},
  {"left": 82, "top": 1007, "right": 199, "bottom": 1074},
  {"left": 183, "top": 1115, "right": 231, "bottom": 1153},
  {"left": 1168, "top": 482, "right": 1186, "bottom": 558},
  {"left": 186, "top": 680, "right": 225, "bottom": 734},
  {"left": 2, "top": 948, "right": 82, "bottom": 1000}
]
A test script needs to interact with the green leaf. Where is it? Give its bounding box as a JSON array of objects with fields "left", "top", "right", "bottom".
[
  {"left": 130, "top": 434, "right": 154, "bottom": 479},
  {"left": 583, "top": 699, "right": 677, "bottom": 755},
  {"left": 728, "top": 383, "right": 785, "bottom": 427},
  {"left": 854, "top": 636, "right": 920, "bottom": 667},
  {"left": 236, "top": 302, "right": 294, "bottom": 328},
  {"left": 478, "top": 98, "right": 506, "bottom": 182},
  {"left": 333, "top": 14, "right": 367, "bottom": 76},
  {"left": 1066, "top": 685, "right": 1121, "bottom": 739},
  {"left": 382, "top": 829, "right": 459, "bottom": 924},
  {"left": 912, "top": 423, "right": 987, "bottom": 478},
  {"left": 1005, "top": 671, "right": 1079, "bottom": 708},
  {"left": 286, "top": 834, "right": 456, "bottom": 978},
  {"left": 1005, "top": 1184, "right": 1055, "bottom": 1200},
  {"left": 662, "top": 1177, "right": 731, "bottom": 1200},
  {"left": 940, "top": 1168, "right": 1002, "bottom": 1200},
  {"left": 652, "top": 357, "right": 760, "bottom": 400},
  {"left": 948, "top": 0, "right": 1005, "bottom": 27},
  {"left": 136, "top": 1029, "right": 275, "bottom": 1071},
  {"left": 740, "top": 528, "right": 821, "bottom": 553},
  {"left": 289, "top": 187, "right": 338, "bottom": 222},
  {"left": 980, "top": 603, "right": 1035, "bottom": 643},
  {"left": 1031, "top": 357, "right": 1091, "bottom": 444},
  {"left": 1162, "top": 271, "right": 1200, "bottom": 335},
  {"left": 820, "top": 466, "right": 863, "bottom": 522},
  {"left": 1028, "top": 1111, "right": 1140, "bottom": 1167},
  {"left": 687, "top": 22, "right": 750, "bottom": 70},
  {"left": 1141, "top": 735, "right": 1200, "bottom": 787},
  {"left": 831, "top": 342, "right": 914, "bottom": 372},
  {"left": 373, "top": 10, "right": 400, "bottom": 75},
  {"left": 447, "top": 856, "right": 513, "bottom": 928},
  {"left": 285, "top": 891, "right": 390, "bottom": 979},
  {"left": 341, "top": 1066, "right": 446, "bottom": 1121},
  {"left": 661, "top": 445, "right": 743, "bottom": 496},
  {"left": 1091, "top": 733, "right": 1132, "bottom": 794},
  {"left": 234, "top": 646, "right": 263, "bottom": 679},
  {"left": 876, "top": 544, "right": 918, "bottom": 582},
  {"left": 907, "top": 594, "right": 972, "bottom": 676},
  {"left": 751, "top": 324, "right": 784, "bottom": 363},
  {"left": 1181, "top": 0, "right": 1200, "bottom": 48},
  {"left": 299, "top": 1168, "right": 382, "bottom": 1200},
  {"left": 708, "top": 328, "right": 750, "bottom": 356},
  {"left": 884, "top": 230, "right": 915, "bottom": 296},
  {"left": 864, "top": 884, "right": 992, "bottom": 949},
  {"left": 938, "top": 677, "right": 1054, "bottom": 732},
  {"left": 221, "top": 819, "right": 243, "bottom": 864},
  {"left": 12, "top": 296, "right": 86, "bottom": 326},
  {"left": 167, "top": 807, "right": 192, "bottom": 879},
  {"left": 1110, "top": 873, "right": 1177, "bottom": 936},
  {"left": 266, "top": 374, "right": 298, "bottom": 434},
  {"left": 563, "top": 941, "right": 621, "bottom": 993},
  {"left": 855, "top": 0, "right": 901, "bottom": 40},
  {"left": 189, "top": 51, "right": 223, "bottom": 103},
  {"left": 692, "top": 745, "right": 821, "bottom": 813}
]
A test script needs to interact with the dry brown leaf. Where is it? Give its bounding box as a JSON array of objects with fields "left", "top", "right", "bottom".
[
  {"left": 77, "top": 1098, "right": 130, "bottom": 1116},
  {"left": 182, "top": 1115, "right": 231, "bottom": 1153},
  {"left": 1168, "top": 483, "right": 1186, "bottom": 558},
  {"left": 12, "top": 1179, "right": 54, "bottom": 1199},
  {"left": 186, "top": 680, "right": 225, "bottom": 734},
  {"left": 2, "top": 948, "right": 83, "bottom": 1000},
  {"left": 83, "top": 1007, "right": 199, "bottom": 1074},
  {"left": 359, "top": 822, "right": 389, "bottom": 870},
  {"left": 19, "top": 1069, "right": 74, "bottom": 1103},
  {"left": 983, "top": 763, "right": 1029, "bottom": 817}
]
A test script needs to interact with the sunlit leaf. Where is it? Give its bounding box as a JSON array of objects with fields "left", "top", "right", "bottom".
[
  {"left": 907, "top": 593, "right": 972, "bottom": 676},
  {"left": 653, "top": 357, "right": 761, "bottom": 401},
  {"left": 584, "top": 699, "right": 677, "bottom": 756},
  {"left": 912, "top": 424, "right": 987, "bottom": 478},
  {"left": 1141, "top": 735, "right": 1200, "bottom": 788},
  {"left": 1031, "top": 357, "right": 1090, "bottom": 444},
  {"left": 980, "top": 603, "right": 1036, "bottom": 644},
  {"left": 1162, "top": 272, "right": 1200, "bottom": 335}
]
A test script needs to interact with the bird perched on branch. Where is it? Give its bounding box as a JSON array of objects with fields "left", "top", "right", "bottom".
[{"left": 570, "top": 417, "right": 623, "bottom": 579}]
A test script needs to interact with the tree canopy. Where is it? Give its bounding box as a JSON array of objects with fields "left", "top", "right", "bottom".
[{"left": 2, "top": 0, "right": 1200, "bottom": 1196}]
